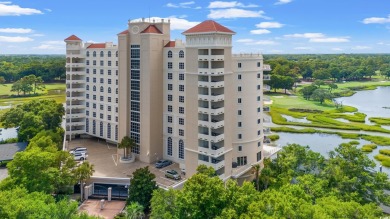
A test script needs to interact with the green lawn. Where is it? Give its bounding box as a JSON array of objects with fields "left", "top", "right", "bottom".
[
  {"left": 0, "top": 83, "right": 65, "bottom": 96},
  {"left": 267, "top": 93, "right": 335, "bottom": 111}
]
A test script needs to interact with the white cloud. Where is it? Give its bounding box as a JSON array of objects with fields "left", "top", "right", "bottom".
[
  {"left": 237, "top": 39, "right": 277, "bottom": 45},
  {"left": 275, "top": 0, "right": 292, "bottom": 5},
  {"left": 284, "top": 33, "right": 325, "bottom": 38},
  {"left": 0, "top": 2, "right": 42, "bottom": 16},
  {"left": 378, "top": 42, "right": 390, "bottom": 46},
  {"left": 309, "top": 37, "right": 349, "bottom": 43},
  {"left": 256, "top": 22, "right": 284, "bottom": 29},
  {"left": 43, "top": 40, "right": 65, "bottom": 45},
  {"left": 352, "top": 45, "right": 371, "bottom": 50},
  {"left": 250, "top": 29, "right": 271, "bottom": 34},
  {"left": 208, "top": 9, "right": 269, "bottom": 19},
  {"left": 132, "top": 17, "right": 200, "bottom": 30},
  {"left": 166, "top": 1, "right": 200, "bottom": 9},
  {"left": 332, "top": 48, "right": 343, "bottom": 51},
  {"left": 44, "top": 8, "right": 52, "bottom": 12},
  {"left": 31, "top": 33, "right": 45, "bottom": 37},
  {"left": 236, "top": 38, "right": 254, "bottom": 43},
  {"left": 0, "top": 36, "right": 33, "bottom": 42},
  {"left": 208, "top": 1, "right": 258, "bottom": 8},
  {"left": 0, "top": 28, "right": 32, "bottom": 33},
  {"left": 362, "top": 15, "right": 390, "bottom": 24},
  {"left": 294, "top": 47, "right": 312, "bottom": 50}
]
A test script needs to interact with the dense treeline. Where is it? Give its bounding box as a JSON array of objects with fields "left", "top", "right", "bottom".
[
  {"left": 0, "top": 55, "right": 65, "bottom": 83},
  {"left": 264, "top": 54, "right": 390, "bottom": 81}
]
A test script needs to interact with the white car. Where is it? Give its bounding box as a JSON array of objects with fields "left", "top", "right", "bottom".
[
  {"left": 73, "top": 152, "right": 88, "bottom": 161},
  {"left": 69, "top": 147, "right": 87, "bottom": 155}
]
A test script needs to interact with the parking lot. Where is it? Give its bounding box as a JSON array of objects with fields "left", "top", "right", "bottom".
[{"left": 67, "top": 138, "right": 186, "bottom": 188}]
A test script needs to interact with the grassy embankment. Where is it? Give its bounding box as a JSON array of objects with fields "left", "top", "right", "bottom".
[
  {"left": 266, "top": 79, "right": 390, "bottom": 158},
  {"left": 0, "top": 83, "right": 65, "bottom": 128}
]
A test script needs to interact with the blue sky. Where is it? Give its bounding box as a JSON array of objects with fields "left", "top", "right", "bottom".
[{"left": 0, "top": 0, "right": 389, "bottom": 54}]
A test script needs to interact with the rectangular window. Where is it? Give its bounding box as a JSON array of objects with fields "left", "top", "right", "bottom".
[
  {"left": 257, "top": 151, "right": 262, "bottom": 161},
  {"left": 179, "top": 96, "right": 184, "bottom": 103},
  {"left": 179, "top": 85, "right": 185, "bottom": 92},
  {"left": 168, "top": 105, "right": 172, "bottom": 112},
  {"left": 108, "top": 115, "right": 111, "bottom": 120},
  {"left": 179, "top": 73, "right": 184, "bottom": 80},
  {"left": 131, "top": 102, "right": 140, "bottom": 111},
  {"left": 100, "top": 60, "right": 104, "bottom": 66},
  {"left": 238, "top": 122, "right": 242, "bottom": 127},
  {"left": 93, "top": 69, "right": 96, "bottom": 74},
  {"left": 100, "top": 104, "right": 103, "bottom": 110},
  {"left": 257, "top": 73, "right": 261, "bottom": 78},
  {"left": 179, "top": 62, "right": 184, "bottom": 69},
  {"left": 93, "top": 77, "right": 96, "bottom": 83},
  {"left": 257, "top": 96, "right": 261, "bottom": 101},
  {"left": 93, "top": 95, "right": 96, "bottom": 100},
  {"left": 257, "top": 85, "right": 261, "bottom": 90},
  {"left": 257, "top": 107, "right": 261, "bottom": 113},
  {"left": 237, "top": 156, "right": 247, "bottom": 166},
  {"left": 86, "top": 110, "right": 89, "bottom": 116},
  {"left": 238, "top": 86, "right": 242, "bottom": 92},
  {"left": 238, "top": 74, "right": 241, "bottom": 80},
  {"left": 108, "top": 97, "right": 111, "bottom": 102},
  {"left": 93, "top": 112, "right": 96, "bottom": 117},
  {"left": 179, "top": 107, "right": 184, "bottom": 114},
  {"left": 238, "top": 110, "right": 242, "bottom": 115},
  {"left": 238, "top": 134, "right": 242, "bottom": 139},
  {"left": 86, "top": 60, "right": 90, "bottom": 65},
  {"left": 93, "top": 60, "right": 96, "bottom": 66},
  {"left": 168, "top": 127, "right": 172, "bottom": 134},
  {"left": 179, "top": 118, "right": 184, "bottom": 125},
  {"left": 238, "top": 145, "right": 242, "bottom": 152},
  {"left": 86, "top": 94, "right": 90, "bottom": 99},
  {"left": 108, "top": 70, "right": 111, "bottom": 75},
  {"left": 116, "top": 61, "right": 118, "bottom": 66},
  {"left": 100, "top": 78, "right": 104, "bottom": 83},
  {"left": 131, "top": 60, "right": 140, "bottom": 69},
  {"left": 100, "top": 113, "right": 103, "bottom": 119},
  {"left": 238, "top": 98, "right": 242, "bottom": 104},
  {"left": 86, "top": 69, "right": 90, "bottom": 74},
  {"left": 93, "top": 103, "right": 96, "bottom": 109},
  {"left": 86, "top": 77, "right": 90, "bottom": 82},
  {"left": 168, "top": 94, "right": 173, "bottom": 101},
  {"left": 168, "top": 116, "right": 173, "bottom": 123},
  {"left": 179, "top": 129, "right": 184, "bottom": 136},
  {"left": 100, "top": 96, "right": 104, "bottom": 101},
  {"left": 168, "top": 73, "right": 173, "bottom": 80},
  {"left": 257, "top": 62, "right": 261, "bottom": 67},
  {"left": 131, "top": 70, "right": 140, "bottom": 80},
  {"left": 108, "top": 79, "right": 112, "bottom": 84},
  {"left": 86, "top": 102, "right": 89, "bottom": 107},
  {"left": 108, "top": 106, "right": 111, "bottom": 111},
  {"left": 116, "top": 79, "right": 118, "bottom": 85},
  {"left": 108, "top": 61, "right": 112, "bottom": 66},
  {"left": 168, "top": 84, "right": 173, "bottom": 91},
  {"left": 257, "top": 119, "right": 261, "bottom": 124},
  {"left": 100, "top": 69, "right": 104, "bottom": 75},
  {"left": 168, "top": 62, "right": 172, "bottom": 69},
  {"left": 258, "top": 130, "right": 261, "bottom": 135},
  {"left": 238, "top": 63, "right": 242, "bottom": 68}
]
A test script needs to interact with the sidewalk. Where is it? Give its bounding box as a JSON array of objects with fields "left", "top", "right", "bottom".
[{"left": 79, "top": 199, "right": 126, "bottom": 219}]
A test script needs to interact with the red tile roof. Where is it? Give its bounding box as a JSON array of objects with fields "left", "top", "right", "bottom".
[
  {"left": 87, "top": 43, "right": 106, "bottom": 49},
  {"left": 141, "top": 25, "right": 162, "bottom": 34},
  {"left": 164, "top": 41, "right": 176, "bottom": 47},
  {"left": 64, "top": 35, "right": 81, "bottom": 41},
  {"left": 183, "top": 20, "right": 235, "bottom": 34},
  {"left": 118, "top": 30, "right": 129, "bottom": 35}
]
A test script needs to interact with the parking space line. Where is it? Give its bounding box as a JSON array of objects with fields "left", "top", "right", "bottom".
[
  {"left": 159, "top": 176, "right": 177, "bottom": 184},
  {"left": 112, "top": 154, "right": 118, "bottom": 166}
]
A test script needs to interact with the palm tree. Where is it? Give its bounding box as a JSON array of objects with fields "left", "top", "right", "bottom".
[
  {"left": 252, "top": 164, "right": 261, "bottom": 191},
  {"left": 125, "top": 202, "right": 144, "bottom": 219},
  {"left": 118, "top": 136, "right": 136, "bottom": 159},
  {"left": 74, "top": 161, "right": 95, "bottom": 201}
]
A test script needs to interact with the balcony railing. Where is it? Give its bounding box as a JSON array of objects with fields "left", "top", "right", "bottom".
[
  {"left": 263, "top": 127, "right": 271, "bottom": 134},
  {"left": 263, "top": 106, "right": 270, "bottom": 112},
  {"left": 198, "top": 81, "right": 224, "bottom": 88},
  {"left": 263, "top": 75, "right": 271, "bottom": 80},
  {"left": 263, "top": 64, "right": 272, "bottom": 71},
  {"left": 264, "top": 85, "right": 271, "bottom": 91},
  {"left": 198, "top": 159, "right": 225, "bottom": 170},
  {"left": 198, "top": 133, "right": 224, "bottom": 143}
]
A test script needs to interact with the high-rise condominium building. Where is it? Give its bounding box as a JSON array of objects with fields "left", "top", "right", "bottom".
[{"left": 65, "top": 19, "right": 271, "bottom": 179}]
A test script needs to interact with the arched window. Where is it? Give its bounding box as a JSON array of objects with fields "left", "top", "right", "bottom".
[
  {"left": 108, "top": 51, "right": 111, "bottom": 57},
  {"left": 179, "top": 50, "right": 184, "bottom": 58},
  {"left": 167, "top": 137, "right": 173, "bottom": 156},
  {"left": 100, "top": 51, "right": 104, "bottom": 57},
  {"left": 116, "top": 51, "right": 118, "bottom": 57},
  {"left": 108, "top": 87, "right": 111, "bottom": 93},
  {"left": 167, "top": 51, "right": 172, "bottom": 58},
  {"left": 93, "top": 85, "right": 96, "bottom": 91},
  {"left": 179, "top": 140, "right": 184, "bottom": 159},
  {"left": 86, "top": 51, "right": 90, "bottom": 57},
  {"left": 93, "top": 51, "right": 96, "bottom": 57},
  {"left": 92, "top": 120, "right": 96, "bottom": 134},
  {"left": 100, "top": 121, "right": 103, "bottom": 137},
  {"left": 86, "top": 85, "right": 89, "bottom": 90},
  {"left": 115, "top": 125, "right": 118, "bottom": 140},
  {"left": 107, "top": 124, "right": 111, "bottom": 139},
  {"left": 100, "top": 86, "right": 104, "bottom": 92},
  {"left": 86, "top": 118, "right": 89, "bottom": 132}
]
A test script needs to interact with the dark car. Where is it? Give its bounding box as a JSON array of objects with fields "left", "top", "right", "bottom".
[{"left": 155, "top": 160, "right": 172, "bottom": 168}]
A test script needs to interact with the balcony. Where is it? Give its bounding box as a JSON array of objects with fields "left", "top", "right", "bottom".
[
  {"left": 68, "top": 121, "right": 85, "bottom": 126},
  {"left": 67, "top": 71, "right": 85, "bottom": 76},
  {"left": 263, "top": 106, "right": 270, "bottom": 112},
  {"left": 198, "top": 120, "right": 224, "bottom": 129},
  {"left": 210, "top": 94, "right": 224, "bottom": 102},
  {"left": 198, "top": 107, "right": 224, "bottom": 115},
  {"left": 198, "top": 159, "right": 225, "bottom": 170},
  {"left": 66, "top": 63, "right": 85, "bottom": 68},
  {"left": 198, "top": 81, "right": 224, "bottom": 88},
  {"left": 263, "top": 75, "right": 271, "bottom": 80},
  {"left": 66, "top": 113, "right": 85, "bottom": 118},
  {"left": 264, "top": 85, "right": 271, "bottom": 91},
  {"left": 211, "top": 146, "right": 225, "bottom": 157},
  {"left": 210, "top": 68, "right": 224, "bottom": 75},
  {"left": 198, "top": 133, "right": 224, "bottom": 143},
  {"left": 66, "top": 104, "right": 85, "bottom": 110},
  {"left": 66, "top": 129, "right": 85, "bottom": 135},
  {"left": 263, "top": 127, "right": 272, "bottom": 134},
  {"left": 263, "top": 117, "right": 271, "bottom": 123},
  {"left": 69, "top": 88, "right": 85, "bottom": 92},
  {"left": 263, "top": 64, "right": 272, "bottom": 71}
]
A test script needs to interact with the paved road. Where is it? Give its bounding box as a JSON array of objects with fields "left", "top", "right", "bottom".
[{"left": 0, "top": 168, "right": 8, "bottom": 181}]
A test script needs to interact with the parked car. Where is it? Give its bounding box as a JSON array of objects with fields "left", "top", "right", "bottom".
[
  {"left": 73, "top": 152, "right": 88, "bottom": 161},
  {"left": 155, "top": 159, "right": 172, "bottom": 168},
  {"left": 165, "top": 170, "right": 181, "bottom": 180},
  {"left": 69, "top": 147, "right": 87, "bottom": 155}
]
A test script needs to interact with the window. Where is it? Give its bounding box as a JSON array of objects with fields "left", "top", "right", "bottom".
[
  {"left": 116, "top": 79, "right": 118, "bottom": 85},
  {"left": 86, "top": 85, "right": 89, "bottom": 90},
  {"left": 86, "top": 51, "right": 90, "bottom": 57},
  {"left": 168, "top": 62, "right": 172, "bottom": 69},
  {"left": 168, "top": 127, "right": 172, "bottom": 134},
  {"left": 107, "top": 124, "right": 111, "bottom": 138},
  {"left": 100, "top": 60, "right": 103, "bottom": 66},
  {"left": 108, "top": 97, "right": 111, "bottom": 102},
  {"left": 179, "top": 62, "right": 184, "bottom": 69},
  {"left": 93, "top": 60, "right": 96, "bottom": 66},
  {"left": 92, "top": 120, "right": 96, "bottom": 134},
  {"left": 168, "top": 116, "right": 173, "bottom": 123},
  {"left": 257, "top": 119, "right": 261, "bottom": 124},
  {"left": 238, "top": 98, "right": 242, "bottom": 104},
  {"left": 258, "top": 142, "right": 261, "bottom": 147},
  {"left": 86, "top": 118, "right": 89, "bottom": 132},
  {"left": 168, "top": 51, "right": 172, "bottom": 58},
  {"left": 116, "top": 107, "right": 118, "bottom": 113},
  {"left": 131, "top": 60, "right": 140, "bottom": 69},
  {"left": 179, "top": 85, "right": 184, "bottom": 92},
  {"left": 108, "top": 51, "right": 111, "bottom": 57},
  {"left": 100, "top": 104, "right": 103, "bottom": 110},
  {"left": 257, "top": 85, "right": 261, "bottom": 90},
  {"left": 179, "top": 129, "right": 184, "bottom": 136},
  {"left": 100, "top": 51, "right": 104, "bottom": 57},
  {"left": 93, "top": 85, "right": 96, "bottom": 92},
  {"left": 179, "top": 118, "right": 184, "bottom": 125},
  {"left": 238, "top": 146, "right": 242, "bottom": 152},
  {"left": 238, "top": 122, "right": 242, "bottom": 127},
  {"left": 179, "top": 140, "right": 184, "bottom": 159},
  {"left": 108, "top": 79, "right": 112, "bottom": 84},
  {"left": 257, "top": 62, "right": 261, "bottom": 67},
  {"left": 93, "top": 77, "right": 96, "bottom": 83},
  {"left": 168, "top": 95, "right": 173, "bottom": 101},
  {"left": 238, "top": 110, "right": 242, "bottom": 115},
  {"left": 100, "top": 113, "right": 103, "bottom": 119},
  {"left": 179, "top": 50, "right": 184, "bottom": 58},
  {"left": 93, "top": 103, "right": 96, "bottom": 109},
  {"left": 100, "top": 86, "right": 104, "bottom": 92},
  {"left": 257, "top": 73, "right": 261, "bottom": 78},
  {"left": 86, "top": 102, "right": 89, "bottom": 107},
  {"left": 116, "top": 88, "right": 118, "bottom": 94},
  {"left": 198, "top": 154, "right": 209, "bottom": 162},
  {"left": 257, "top": 107, "right": 261, "bottom": 112},
  {"left": 86, "top": 69, "right": 90, "bottom": 74},
  {"left": 108, "top": 87, "right": 111, "bottom": 93},
  {"left": 168, "top": 105, "right": 172, "bottom": 112},
  {"left": 167, "top": 138, "right": 173, "bottom": 156},
  {"left": 86, "top": 77, "right": 90, "bottom": 82},
  {"left": 100, "top": 121, "right": 103, "bottom": 137},
  {"left": 108, "top": 115, "right": 111, "bottom": 120},
  {"left": 168, "top": 73, "right": 173, "bottom": 80},
  {"left": 238, "top": 63, "right": 242, "bottom": 68},
  {"left": 93, "top": 69, "right": 96, "bottom": 74},
  {"left": 86, "top": 110, "right": 89, "bottom": 116},
  {"left": 179, "top": 96, "right": 184, "bottom": 103},
  {"left": 258, "top": 130, "right": 261, "bottom": 135},
  {"left": 116, "top": 61, "right": 118, "bottom": 66},
  {"left": 93, "top": 51, "right": 96, "bottom": 57},
  {"left": 86, "top": 60, "right": 90, "bottom": 65},
  {"left": 238, "top": 134, "right": 242, "bottom": 139},
  {"left": 100, "top": 95, "right": 104, "bottom": 101},
  {"left": 108, "top": 70, "right": 111, "bottom": 75},
  {"left": 116, "top": 51, "right": 118, "bottom": 57},
  {"left": 108, "top": 106, "right": 111, "bottom": 111},
  {"left": 93, "top": 112, "right": 96, "bottom": 117},
  {"left": 179, "top": 107, "right": 184, "bottom": 114},
  {"left": 179, "top": 73, "right": 184, "bottom": 81},
  {"left": 116, "top": 98, "right": 118, "bottom": 103},
  {"left": 257, "top": 151, "right": 262, "bottom": 161},
  {"left": 168, "top": 84, "right": 173, "bottom": 91},
  {"left": 116, "top": 70, "right": 118, "bottom": 76},
  {"left": 100, "top": 69, "right": 103, "bottom": 75},
  {"left": 108, "top": 61, "right": 111, "bottom": 66},
  {"left": 238, "top": 86, "right": 242, "bottom": 92},
  {"left": 257, "top": 96, "right": 261, "bottom": 101},
  {"left": 238, "top": 74, "right": 242, "bottom": 80},
  {"left": 93, "top": 95, "right": 96, "bottom": 100},
  {"left": 86, "top": 94, "right": 90, "bottom": 99},
  {"left": 237, "top": 156, "right": 247, "bottom": 166}
]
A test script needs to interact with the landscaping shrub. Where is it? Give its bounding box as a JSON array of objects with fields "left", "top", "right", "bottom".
[
  {"left": 268, "top": 134, "right": 280, "bottom": 141},
  {"left": 379, "top": 149, "right": 390, "bottom": 156},
  {"left": 361, "top": 144, "right": 377, "bottom": 153},
  {"left": 349, "top": 140, "right": 360, "bottom": 145}
]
